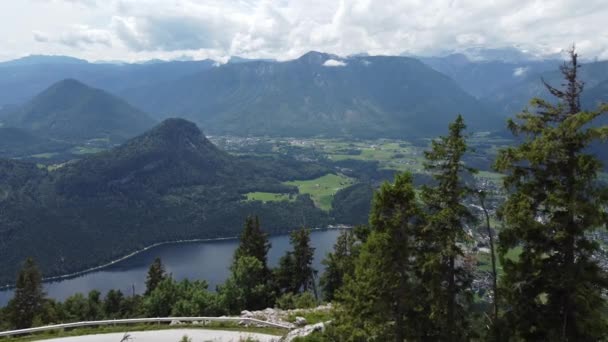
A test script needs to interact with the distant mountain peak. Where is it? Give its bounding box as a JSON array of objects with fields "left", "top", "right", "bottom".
[
  {"left": 51, "top": 78, "right": 88, "bottom": 89},
  {"left": 134, "top": 118, "right": 217, "bottom": 154},
  {"left": 0, "top": 55, "right": 88, "bottom": 67},
  {"left": 297, "top": 51, "right": 339, "bottom": 64},
  {"left": 5, "top": 79, "right": 156, "bottom": 142},
  {"left": 151, "top": 118, "right": 202, "bottom": 140}
]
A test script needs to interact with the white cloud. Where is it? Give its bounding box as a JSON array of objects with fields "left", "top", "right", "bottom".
[
  {"left": 59, "top": 25, "right": 112, "bottom": 47},
  {"left": 513, "top": 66, "right": 529, "bottom": 77},
  {"left": 2, "top": 0, "right": 608, "bottom": 62},
  {"left": 32, "top": 31, "right": 49, "bottom": 43},
  {"left": 323, "top": 59, "right": 347, "bottom": 67}
]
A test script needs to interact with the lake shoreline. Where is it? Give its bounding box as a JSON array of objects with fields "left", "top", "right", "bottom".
[{"left": 0, "top": 225, "right": 350, "bottom": 291}]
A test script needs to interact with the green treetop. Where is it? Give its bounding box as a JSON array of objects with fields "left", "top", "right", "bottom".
[
  {"left": 495, "top": 47, "right": 608, "bottom": 341},
  {"left": 319, "top": 229, "right": 358, "bottom": 302},
  {"left": 420, "top": 114, "right": 476, "bottom": 341},
  {"left": 8, "top": 258, "right": 46, "bottom": 329},
  {"left": 234, "top": 215, "right": 271, "bottom": 273},
  {"left": 145, "top": 257, "right": 167, "bottom": 296},
  {"left": 333, "top": 172, "right": 427, "bottom": 341}
]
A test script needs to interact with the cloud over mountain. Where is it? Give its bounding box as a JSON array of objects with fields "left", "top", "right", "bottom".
[{"left": 1, "top": 0, "right": 608, "bottom": 62}]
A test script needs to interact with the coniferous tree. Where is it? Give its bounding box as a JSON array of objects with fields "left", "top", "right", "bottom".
[
  {"left": 103, "top": 289, "right": 124, "bottom": 318},
  {"left": 420, "top": 114, "right": 475, "bottom": 341},
  {"left": 85, "top": 290, "right": 103, "bottom": 321},
  {"left": 478, "top": 190, "right": 499, "bottom": 340},
  {"left": 495, "top": 47, "right": 608, "bottom": 340},
  {"left": 320, "top": 229, "right": 357, "bottom": 301},
  {"left": 290, "top": 227, "right": 317, "bottom": 294},
  {"left": 8, "top": 258, "right": 46, "bottom": 329},
  {"left": 275, "top": 227, "right": 317, "bottom": 295},
  {"left": 234, "top": 215, "right": 271, "bottom": 272},
  {"left": 219, "top": 256, "right": 271, "bottom": 313},
  {"left": 223, "top": 216, "right": 275, "bottom": 311},
  {"left": 145, "top": 257, "right": 167, "bottom": 296},
  {"left": 333, "top": 172, "right": 427, "bottom": 341},
  {"left": 274, "top": 251, "right": 297, "bottom": 294}
]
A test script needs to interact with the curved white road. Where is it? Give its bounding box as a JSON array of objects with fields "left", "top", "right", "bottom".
[{"left": 37, "top": 329, "right": 281, "bottom": 342}]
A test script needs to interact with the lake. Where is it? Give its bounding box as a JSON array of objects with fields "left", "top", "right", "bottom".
[{"left": 0, "top": 229, "right": 343, "bottom": 306}]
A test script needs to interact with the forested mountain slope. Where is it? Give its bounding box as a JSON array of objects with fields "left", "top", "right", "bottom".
[
  {"left": 121, "top": 52, "right": 495, "bottom": 138},
  {"left": 0, "top": 119, "right": 331, "bottom": 283}
]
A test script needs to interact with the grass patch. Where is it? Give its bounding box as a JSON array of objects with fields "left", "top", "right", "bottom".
[
  {"left": 245, "top": 192, "right": 296, "bottom": 203},
  {"left": 476, "top": 246, "right": 522, "bottom": 273},
  {"left": 287, "top": 310, "right": 333, "bottom": 325},
  {"left": 0, "top": 322, "right": 285, "bottom": 341},
  {"left": 284, "top": 173, "right": 354, "bottom": 211},
  {"left": 476, "top": 170, "right": 504, "bottom": 181},
  {"left": 29, "top": 152, "right": 58, "bottom": 159},
  {"left": 71, "top": 146, "right": 105, "bottom": 155}
]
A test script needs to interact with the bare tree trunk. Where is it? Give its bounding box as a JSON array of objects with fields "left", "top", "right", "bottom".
[{"left": 479, "top": 191, "right": 499, "bottom": 341}]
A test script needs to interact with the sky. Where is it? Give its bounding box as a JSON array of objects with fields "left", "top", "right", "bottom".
[{"left": 1, "top": 0, "right": 607, "bottom": 63}]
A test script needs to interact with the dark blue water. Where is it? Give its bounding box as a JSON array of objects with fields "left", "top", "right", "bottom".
[{"left": 0, "top": 229, "right": 342, "bottom": 306}]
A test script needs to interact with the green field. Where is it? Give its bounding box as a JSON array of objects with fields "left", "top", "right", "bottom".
[
  {"left": 29, "top": 152, "right": 58, "bottom": 159},
  {"left": 284, "top": 173, "right": 355, "bottom": 211},
  {"left": 314, "top": 139, "right": 426, "bottom": 172},
  {"left": 71, "top": 146, "right": 106, "bottom": 155},
  {"left": 477, "top": 246, "right": 522, "bottom": 273},
  {"left": 245, "top": 192, "right": 296, "bottom": 203}
]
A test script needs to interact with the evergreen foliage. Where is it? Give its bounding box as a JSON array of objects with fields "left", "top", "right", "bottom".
[
  {"left": 333, "top": 172, "right": 427, "bottom": 341},
  {"left": 219, "top": 256, "right": 273, "bottom": 314},
  {"left": 319, "top": 229, "right": 358, "bottom": 302},
  {"left": 234, "top": 215, "right": 271, "bottom": 273},
  {"left": 274, "top": 227, "right": 317, "bottom": 301},
  {"left": 420, "top": 114, "right": 476, "bottom": 340},
  {"left": 145, "top": 257, "right": 167, "bottom": 296},
  {"left": 221, "top": 216, "right": 275, "bottom": 312},
  {"left": 495, "top": 47, "right": 608, "bottom": 340},
  {"left": 7, "top": 258, "right": 46, "bottom": 329}
]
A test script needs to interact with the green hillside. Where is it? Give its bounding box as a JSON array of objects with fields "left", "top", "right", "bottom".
[{"left": 0, "top": 119, "right": 332, "bottom": 283}]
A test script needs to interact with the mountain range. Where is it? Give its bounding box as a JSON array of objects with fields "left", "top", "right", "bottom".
[
  {"left": 0, "top": 51, "right": 606, "bottom": 141},
  {"left": 121, "top": 51, "right": 494, "bottom": 138}
]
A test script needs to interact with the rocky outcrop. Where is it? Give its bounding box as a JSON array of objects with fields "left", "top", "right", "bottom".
[{"left": 281, "top": 322, "right": 329, "bottom": 342}]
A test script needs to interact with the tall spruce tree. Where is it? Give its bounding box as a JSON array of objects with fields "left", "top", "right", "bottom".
[
  {"left": 223, "top": 215, "right": 274, "bottom": 310},
  {"left": 420, "top": 114, "right": 475, "bottom": 341},
  {"left": 8, "top": 258, "right": 45, "bottom": 329},
  {"left": 290, "top": 227, "right": 317, "bottom": 294},
  {"left": 320, "top": 229, "right": 357, "bottom": 301},
  {"left": 495, "top": 47, "right": 608, "bottom": 340},
  {"left": 333, "top": 172, "right": 427, "bottom": 341},
  {"left": 275, "top": 227, "right": 317, "bottom": 295},
  {"left": 234, "top": 215, "right": 271, "bottom": 273},
  {"left": 145, "top": 257, "right": 167, "bottom": 296}
]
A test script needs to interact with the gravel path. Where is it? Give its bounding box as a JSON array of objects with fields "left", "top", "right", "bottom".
[{"left": 37, "top": 329, "right": 281, "bottom": 342}]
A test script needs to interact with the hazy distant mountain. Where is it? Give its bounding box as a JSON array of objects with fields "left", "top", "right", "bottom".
[
  {"left": 0, "top": 118, "right": 330, "bottom": 282},
  {"left": 0, "top": 56, "right": 216, "bottom": 105},
  {"left": 419, "top": 53, "right": 561, "bottom": 98},
  {"left": 122, "top": 51, "right": 494, "bottom": 138},
  {"left": 585, "top": 79, "right": 608, "bottom": 108},
  {"left": 2, "top": 79, "right": 156, "bottom": 143},
  {"left": 484, "top": 60, "right": 608, "bottom": 117},
  {"left": 228, "top": 56, "right": 276, "bottom": 64},
  {"left": 0, "top": 55, "right": 88, "bottom": 67},
  {"left": 0, "top": 127, "right": 70, "bottom": 158}
]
